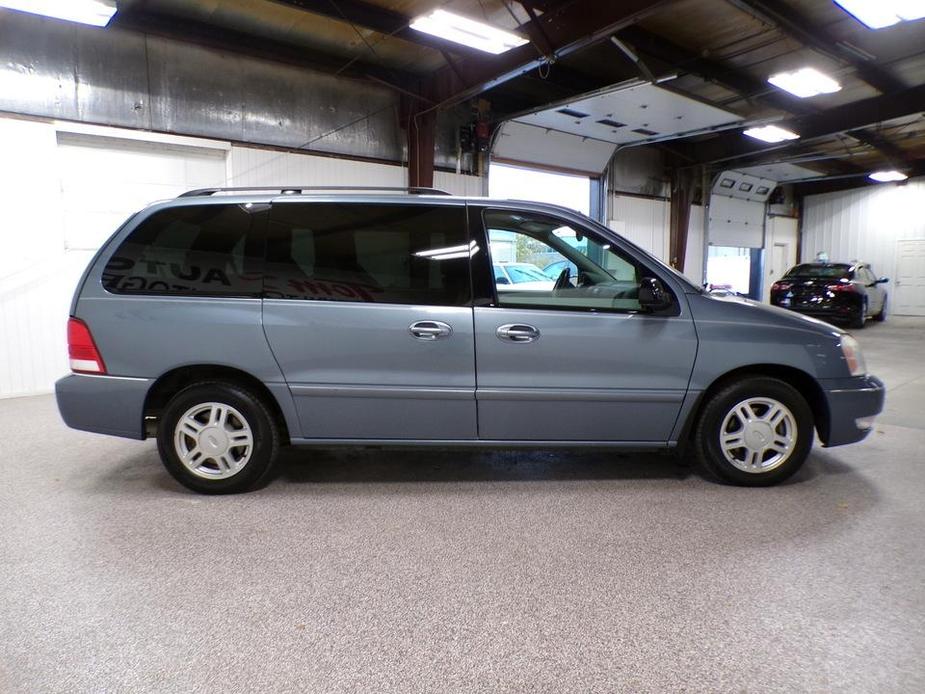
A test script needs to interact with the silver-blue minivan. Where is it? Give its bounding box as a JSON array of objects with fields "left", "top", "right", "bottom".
[{"left": 56, "top": 187, "right": 884, "bottom": 493}]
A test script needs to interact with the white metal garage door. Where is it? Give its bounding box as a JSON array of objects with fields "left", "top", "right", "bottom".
[{"left": 57, "top": 132, "right": 228, "bottom": 252}]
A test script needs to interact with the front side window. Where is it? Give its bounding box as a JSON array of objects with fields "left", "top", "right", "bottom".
[
  {"left": 483, "top": 209, "right": 649, "bottom": 312},
  {"left": 265, "top": 203, "right": 470, "bottom": 306},
  {"left": 103, "top": 204, "right": 264, "bottom": 296}
]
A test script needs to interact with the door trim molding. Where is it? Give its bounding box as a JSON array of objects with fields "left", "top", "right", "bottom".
[
  {"left": 476, "top": 388, "right": 686, "bottom": 402},
  {"left": 290, "top": 384, "right": 474, "bottom": 400}
]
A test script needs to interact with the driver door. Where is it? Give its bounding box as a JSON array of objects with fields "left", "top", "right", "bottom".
[{"left": 471, "top": 206, "right": 698, "bottom": 442}]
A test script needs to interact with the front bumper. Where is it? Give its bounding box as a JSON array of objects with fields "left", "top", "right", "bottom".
[
  {"left": 55, "top": 374, "right": 153, "bottom": 440},
  {"left": 819, "top": 374, "right": 885, "bottom": 447}
]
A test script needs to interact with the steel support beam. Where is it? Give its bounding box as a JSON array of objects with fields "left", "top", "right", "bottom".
[
  {"left": 430, "top": 0, "right": 673, "bottom": 107},
  {"left": 269, "top": 0, "right": 490, "bottom": 59},
  {"left": 616, "top": 26, "right": 910, "bottom": 167},
  {"left": 686, "top": 83, "right": 925, "bottom": 166},
  {"left": 725, "top": 0, "right": 906, "bottom": 94},
  {"left": 112, "top": 9, "right": 420, "bottom": 93},
  {"left": 403, "top": 95, "right": 436, "bottom": 188}
]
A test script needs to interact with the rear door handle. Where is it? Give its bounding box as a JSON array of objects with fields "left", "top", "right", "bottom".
[
  {"left": 409, "top": 320, "right": 453, "bottom": 341},
  {"left": 497, "top": 323, "right": 540, "bottom": 343}
]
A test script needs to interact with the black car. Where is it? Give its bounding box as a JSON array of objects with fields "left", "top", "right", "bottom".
[{"left": 770, "top": 262, "right": 888, "bottom": 329}]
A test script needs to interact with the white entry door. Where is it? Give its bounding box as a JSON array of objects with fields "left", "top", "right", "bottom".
[
  {"left": 895, "top": 239, "right": 925, "bottom": 316},
  {"left": 763, "top": 216, "right": 797, "bottom": 303}
]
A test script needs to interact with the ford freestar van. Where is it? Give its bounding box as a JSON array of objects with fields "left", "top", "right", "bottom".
[{"left": 56, "top": 187, "right": 884, "bottom": 493}]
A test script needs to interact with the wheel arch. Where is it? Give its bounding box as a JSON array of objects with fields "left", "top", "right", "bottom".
[
  {"left": 679, "top": 364, "right": 830, "bottom": 448},
  {"left": 143, "top": 364, "right": 292, "bottom": 444}
]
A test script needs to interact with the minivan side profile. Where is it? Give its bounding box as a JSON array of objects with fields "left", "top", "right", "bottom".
[{"left": 56, "top": 188, "right": 885, "bottom": 493}]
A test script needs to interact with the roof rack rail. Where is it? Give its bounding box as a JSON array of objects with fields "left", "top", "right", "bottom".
[{"left": 177, "top": 186, "right": 452, "bottom": 198}]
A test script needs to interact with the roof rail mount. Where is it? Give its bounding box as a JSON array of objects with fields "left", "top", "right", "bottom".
[{"left": 178, "top": 186, "right": 452, "bottom": 198}]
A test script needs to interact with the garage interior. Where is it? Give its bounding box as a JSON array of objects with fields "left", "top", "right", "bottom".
[{"left": 1, "top": 0, "right": 924, "bottom": 691}]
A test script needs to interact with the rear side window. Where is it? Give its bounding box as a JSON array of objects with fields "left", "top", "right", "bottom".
[
  {"left": 265, "top": 203, "right": 470, "bottom": 306},
  {"left": 103, "top": 204, "right": 264, "bottom": 296}
]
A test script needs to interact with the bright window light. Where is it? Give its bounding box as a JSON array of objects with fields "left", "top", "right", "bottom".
[
  {"left": 869, "top": 170, "right": 908, "bottom": 182},
  {"left": 834, "top": 0, "right": 925, "bottom": 29},
  {"left": 410, "top": 9, "right": 528, "bottom": 54},
  {"left": 768, "top": 67, "right": 842, "bottom": 98},
  {"left": 0, "top": 0, "right": 116, "bottom": 26},
  {"left": 743, "top": 125, "right": 800, "bottom": 143}
]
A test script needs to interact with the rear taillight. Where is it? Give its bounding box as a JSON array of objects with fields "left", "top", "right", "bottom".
[
  {"left": 771, "top": 281, "right": 792, "bottom": 292},
  {"left": 68, "top": 317, "right": 107, "bottom": 374},
  {"left": 826, "top": 283, "right": 854, "bottom": 292}
]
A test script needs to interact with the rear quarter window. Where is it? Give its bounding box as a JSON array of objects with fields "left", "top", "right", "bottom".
[
  {"left": 264, "top": 203, "right": 470, "bottom": 306},
  {"left": 102, "top": 204, "right": 264, "bottom": 296}
]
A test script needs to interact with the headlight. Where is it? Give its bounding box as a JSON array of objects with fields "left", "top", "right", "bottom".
[{"left": 840, "top": 335, "right": 867, "bottom": 376}]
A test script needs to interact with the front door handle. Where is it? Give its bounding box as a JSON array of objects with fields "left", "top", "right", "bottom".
[
  {"left": 409, "top": 320, "right": 453, "bottom": 341},
  {"left": 497, "top": 323, "right": 540, "bottom": 343}
]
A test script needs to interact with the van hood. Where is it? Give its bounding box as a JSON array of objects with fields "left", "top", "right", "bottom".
[{"left": 696, "top": 291, "right": 846, "bottom": 338}]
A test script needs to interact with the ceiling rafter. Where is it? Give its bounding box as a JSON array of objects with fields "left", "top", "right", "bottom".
[
  {"left": 112, "top": 8, "right": 421, "bottom": 93},
  {"left": 724, "top": 0, "right": 907, "bottom": 94},
  {"left": 268, "top": 0, "right": 492, "bottom": 60},
  {"left": 615, "top": 25, "right": 911, "bottom": 168},
  {"left": 686, "top": 83, "right": 925, "bottom": 167},
  {"left": 428, "top": 0, "right": 675, "bottom": 107}
]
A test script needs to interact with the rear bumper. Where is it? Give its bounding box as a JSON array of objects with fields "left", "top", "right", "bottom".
[
  {"left": 819, "top": 374, "right": 885, "bottom": 447},
  {"left": 55, "top": 374, "right": 152, "bottom": 440}
]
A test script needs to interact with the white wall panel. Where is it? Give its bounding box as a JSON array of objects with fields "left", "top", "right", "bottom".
[
  {"left": 227, "top": 146, "right": 480, "bottom": 196},
  {"left": 684, "top": 205, "right": 705, "bottom": 286},
  {"left": 802, "top": 181, "right": 925, "bottom": 314},
  {"left": 0, "top": 118, "right": 67, "bottom": 398}
]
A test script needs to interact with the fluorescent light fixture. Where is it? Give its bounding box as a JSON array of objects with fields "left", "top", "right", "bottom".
[
  {"left": 743, "top": 125, "right": 800, "bottom": 143},
  {"left": 768, "top": 67, "right": 841, "bottom": 98},
  {"left": 0, "top": 0, "right": 116, "bottom": 26},
  {"left": 869, "top": 170, "right": 908, "bottom": 182},
  {"left": 410, "top": 9, "right": 528, "bottom": 54},
  {"left": 834, "top": 0, "right": 925, "bottom": 29}
]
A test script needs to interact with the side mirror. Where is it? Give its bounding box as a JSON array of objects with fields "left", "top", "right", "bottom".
[
  {"left": 639, "top": 277, "right": 672, "bottom": 311},
  {"left": 877, "top": 277, "right": 889, "bottom": 284},
  {"left": 495, "top": 276, "right": 510, "bottom": 285}
]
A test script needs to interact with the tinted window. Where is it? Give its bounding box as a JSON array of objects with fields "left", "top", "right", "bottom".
[
  {"left": 103, "top": 204, "right": 264, "bottom": 296},
  {"left": 785, "top": 264, "right": 851, "bottom": 279},
  {"left": 266, "top": 203, "right": 470, "bottom": 306},
  {"left": 483, "top": 209, "right": 653, "bottom": 313}
]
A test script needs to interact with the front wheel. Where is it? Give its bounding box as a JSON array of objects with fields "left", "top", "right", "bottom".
[
  {"left": 157, "top": 382, "right": 280, "bottom": 494},
  {"left": 693, "top": 377, "right": 814, "bottom": 486}
]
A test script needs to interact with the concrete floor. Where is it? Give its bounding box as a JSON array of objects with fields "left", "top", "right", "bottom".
[{"left": 1, "top": 318, "right": 924, "bottom": 693}]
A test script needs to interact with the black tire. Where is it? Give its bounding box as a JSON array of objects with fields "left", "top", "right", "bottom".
[
  {"left": 849, "top": 300, "right": 866, "bottom": 330},
  {"left": 693, "top": 377, "right": 814, "bottom": 487},
  {"left": 874, "top": 296, "right": 887, "bottom": 322},
  {"left": 157, "top": 381, "right": 280, "bottom": 494}
]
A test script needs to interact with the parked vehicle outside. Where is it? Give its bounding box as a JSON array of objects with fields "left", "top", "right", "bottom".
[
  {"left": 770, "top": 262, "right": 888, "bottom": 329},
  {"left": 492, "top": 262, "right": 554, "bottom": 291},
  {"left": 56, "top": 188, "right": 885, "bottom": 493}
]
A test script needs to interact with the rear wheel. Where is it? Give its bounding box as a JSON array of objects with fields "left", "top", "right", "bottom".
[
  {"left": 693, "top": 377, "right": 814, "bottom": 486},
  {"left": 157, "top": 382, "right": 280, "bottom": 494},
  {"left": 874, "top": 296, "right": 888, "bottom": 322},
  {"left": 849, "top": 300, "right": 866, "bottom": 330}
]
